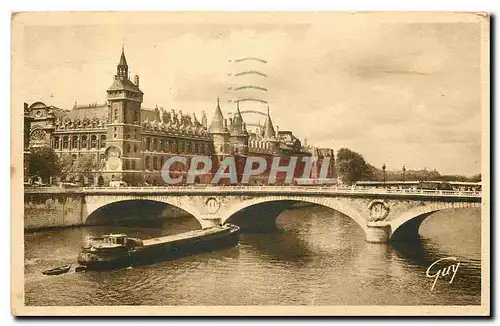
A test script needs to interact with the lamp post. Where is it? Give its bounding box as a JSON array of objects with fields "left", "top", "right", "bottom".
[
  {"left": 402, "top": 165, "right": 406, "bottom": 182},
  {"left": 382, "top": 164, "right": 387, "bottom": 185}
]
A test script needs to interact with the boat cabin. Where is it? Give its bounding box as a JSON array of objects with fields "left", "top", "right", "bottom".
[{"left": 103, "top": 234, "right": 128, "bottom": 246}]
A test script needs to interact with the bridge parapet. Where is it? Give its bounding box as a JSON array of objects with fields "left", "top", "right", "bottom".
[
  {"left": 75, "top": 185, "right": 481, "bottom": 200},
  {"left": 25, "top": 185, "right": 482, "bottom": 243}
]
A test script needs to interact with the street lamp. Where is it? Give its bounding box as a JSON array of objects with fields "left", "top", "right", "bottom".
[
  {"left": 382, "top": 164, "right": 387, "bottom": 185},
  {"left": 402, "top": 165, "right": 406, "bottom": 182}
]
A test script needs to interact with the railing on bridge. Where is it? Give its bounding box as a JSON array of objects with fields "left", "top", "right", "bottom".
[
  {"left": 24, "top": 184, "right": 481, "bottom": 198},
  {"left": 65, "top": 185, "right": 482, "bottom": 198}
]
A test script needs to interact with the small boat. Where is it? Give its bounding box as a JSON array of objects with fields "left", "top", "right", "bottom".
[
  {"left": 42, "top": 265, "right": 71, "bottom": 276},
  {"left": 75, "top": 266, "right": 87, "bottom": 273}
]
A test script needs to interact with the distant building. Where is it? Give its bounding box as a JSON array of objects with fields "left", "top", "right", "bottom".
[{"left": 24, "top": 48, "right": 335, "bottom": 186}]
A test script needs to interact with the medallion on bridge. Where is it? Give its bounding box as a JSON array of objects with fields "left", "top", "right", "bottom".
[
  {"left": 204, "top": 197, "right": 221, "bottom": 214},
  {"left": 367, "top": 200, "right": 390, "bottom": 222}
]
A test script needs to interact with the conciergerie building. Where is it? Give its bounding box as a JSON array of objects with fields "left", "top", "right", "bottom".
[{"left": 24, "top": 49, "right": 336, "bottom": 186}]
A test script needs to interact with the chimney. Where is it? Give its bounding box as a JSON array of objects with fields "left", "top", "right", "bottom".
[{"left": 134, "top": 75, "right": 140, "bottom": 86}]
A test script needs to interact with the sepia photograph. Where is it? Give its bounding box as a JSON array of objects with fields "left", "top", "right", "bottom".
[{"left": 11, "top": 11, "right": 490, "bottom": 316}]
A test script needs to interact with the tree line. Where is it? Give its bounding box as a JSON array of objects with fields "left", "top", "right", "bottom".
[
  {"left": 27, "top": 147, "right": 100, "bottom": 184},
  {"left": 335, "top": 148, "right": 481, "bottom": 184}
]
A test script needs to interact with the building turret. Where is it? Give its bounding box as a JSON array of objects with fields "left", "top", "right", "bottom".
[
  {"left": 209, "top": 98, "right": 230, "bottom": 155},
  {"left": 229, "top": 102, "right": 249, "bottom": 155},
  {"left": 263, "top": 106, "right": 276, "bottom": 139},
  {"left": 230, "top": 102, "right": 246, "bottom": 136},
  {"left": 261, "top": 106, "right": 279, "bottom": 154}
]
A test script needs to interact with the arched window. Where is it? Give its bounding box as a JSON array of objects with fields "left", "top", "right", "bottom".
[
  {"left": 53, "top": 136, "right": 60, "bottom": 149},
  {"left": 165, "top": 140, "right": 170, "bottom": 152},
  {"left": 71, "top": 136, "right": 78, "bottom": 149},
  {"left": 134, "top": 144, "right": 137, "bottom": 153},
  {"left": 90, "top": 135, "right": 97, "bottom": 149},
  {"left": 179, "top": 140, "right": 184, "bottom": 153},
  {"left": 146, "top": 137, "right": 151, "bottom": 151},
  {"left": 145, "top": 156, "right": 151, "bottom": 170},
  {"left": 62, "top": 136, "right": 69, "bottom": 149},
  {"left": 131, "top": 160, "right": 136, "bottom": 170},
  {"left": 127, "top": 144, "right": 131, "bottom": 153},
  {"left": 100, "top": 135, "right": 106, "bottom": 148},
  {"left": 81, "top": 135, "right": 88, "bottom": 149}
]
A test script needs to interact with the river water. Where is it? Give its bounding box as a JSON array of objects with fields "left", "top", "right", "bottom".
[{"left": 24, "top": 205, "right": 481, "bottom": 306}]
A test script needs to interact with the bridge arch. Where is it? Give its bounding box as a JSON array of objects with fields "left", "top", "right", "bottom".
[
  {"left": 220, "top": 196, "right": 369, "bottom": 232},
  {"left": 84, "top": 196, "right": 207, "bottom": 228},
  {"left": 390, "top": 201, "right": 481, "bottom": 241}
]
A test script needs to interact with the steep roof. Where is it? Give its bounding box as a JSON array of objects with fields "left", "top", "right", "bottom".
[
  {"left": 230, "top": 103, "right": 246, "bottom": 136},
  {"left": 209, "top": 98, "right": 228, "bottom": 133},
  {"left": 66, "top": 105, "right": 108, "bottom": 120},
  {"left": 107, "top": 78, "right": 143, "bottom": 93},
  {"left": 262, "top": 106, "right": 276, "bottom": 139},
  {"left": 118, "top": 47, "right": 128, "bottom": 67}
]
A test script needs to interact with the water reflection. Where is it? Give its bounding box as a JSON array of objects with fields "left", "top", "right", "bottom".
[{"left": 24, "top": 205, "right": 481, "bottom": 306}]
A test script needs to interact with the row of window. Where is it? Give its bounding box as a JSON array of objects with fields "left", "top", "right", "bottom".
[
  {"left": 54, "top": 135, "right": 106, "bottom": 150},
  {"left": 143, "top": 137, "right": 210, "bottom": 155}
]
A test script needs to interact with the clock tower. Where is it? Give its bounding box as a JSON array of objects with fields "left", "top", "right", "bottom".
[{"left": 104, "top": 47, "right": 143, "bottom": 185}]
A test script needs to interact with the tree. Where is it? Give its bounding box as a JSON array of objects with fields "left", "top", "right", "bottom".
[
  {"left": 336, "top": 148, "right": 374, "bottom": 184},
  {"left": 59, "top": 154, "right": 74, "bottom": 180},
  {"left": 28, "top": 146, "right": 61, "bottom": 182},
  {"left": 70, "top": 155, "right": 100, "bottom": 184}
]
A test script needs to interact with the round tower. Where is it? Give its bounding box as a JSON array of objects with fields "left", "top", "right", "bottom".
[{"left": 208, "top": 98, "right": 230, "bottom": 155}]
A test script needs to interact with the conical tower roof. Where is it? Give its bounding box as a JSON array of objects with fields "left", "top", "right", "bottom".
[
  {"left": 118, "top": 46, "right": 128, "bottom": 67},
  {"left": 263, "top": 106, "right": 276, "bottom": 139},
  {"left": 209, "top": 98, "right": 227, "bottom": 133},
  {"left": 230, "top": 102, "right": 246, "bottom": 136}
]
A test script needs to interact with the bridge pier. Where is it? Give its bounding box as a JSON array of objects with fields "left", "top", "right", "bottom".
[{"left": 365, "top": 222, "right": 391, "bottom": 243}]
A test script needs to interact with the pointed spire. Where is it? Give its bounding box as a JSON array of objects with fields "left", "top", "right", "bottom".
[
  {"left": 263, "top": 105, "right": 276, "bottom": 139},
  {"left": 119, "top": 45, "right": 128, "bottom": 66},
  {"left": 117, "top": 46, "right": 129, "bottom": 79},
  {"left": 230, "top": 101, "right": 245, "bottom": 135},
  {"left": 209, "top": 97, "right": 227, "bottom": 133}
]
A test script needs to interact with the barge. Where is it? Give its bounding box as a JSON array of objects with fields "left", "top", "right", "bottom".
[{"left": 77, "top": 224, "right": 240, "bottom": 270}]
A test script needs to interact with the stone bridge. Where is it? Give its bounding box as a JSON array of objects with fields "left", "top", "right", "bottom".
[{"left": 74, "top": 185, "right": 482, "bottom": 243}]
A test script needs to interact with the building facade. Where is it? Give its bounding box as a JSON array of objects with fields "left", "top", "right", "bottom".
[{"left": 24, "top": 49, "right": 335, "bottom": 186}]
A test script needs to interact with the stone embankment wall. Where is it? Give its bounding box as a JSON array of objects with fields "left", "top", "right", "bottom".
[{"left": 24, "top": 190, "right": 85, "bottom": 230}]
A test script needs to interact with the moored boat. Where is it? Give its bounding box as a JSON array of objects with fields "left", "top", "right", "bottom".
[
  {"left": 77, "top": 224, "right": 240, "bottom": 270},
  {"left": 42, "top": 265, "right": 71, "bottom": 276}
]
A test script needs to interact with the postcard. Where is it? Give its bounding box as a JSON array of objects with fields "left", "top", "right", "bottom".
[{"left": 11, "top": 11, "right": 490, "bottom": 316}]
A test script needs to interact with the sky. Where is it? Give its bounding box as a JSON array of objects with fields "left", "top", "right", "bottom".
[{"left": 16, "top": 13, "right": 485, "bottom": 175}]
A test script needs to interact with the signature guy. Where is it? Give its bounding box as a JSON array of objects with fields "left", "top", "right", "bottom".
[{"left": 426, "top": 256, "right": 460, "bottom": 291}]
